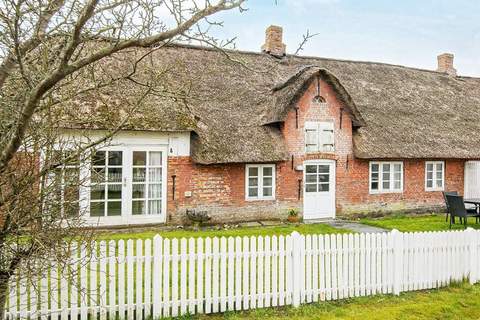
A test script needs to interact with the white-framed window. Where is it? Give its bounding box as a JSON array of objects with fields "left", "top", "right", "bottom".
[
  {"left": 46, "top": 151, "right": 80, "bottom": 217},
  {"left": 245, "top": 164, "right": 275, "bottom": 200},
  {"left": 425, "top": 161, "right": 444, "bottom": 191},
  {"left": 369, "top": 161, "right": 403, "bottom": 194},
  {"left": 305, "top": 121, "right": 334, "bottom": 153}
]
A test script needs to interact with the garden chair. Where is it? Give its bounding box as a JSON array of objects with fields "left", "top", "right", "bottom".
[
  {"left": 442, "top": 191, "right": 458, "bottom": 222},
  {"left": 445, "top": 194, "right": 480, "bottom": 229}
]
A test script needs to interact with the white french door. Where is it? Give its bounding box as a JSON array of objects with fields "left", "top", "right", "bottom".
[
  {"left": 84, "top": 145, "right": 167, "bottom": 225},
  {"left": 303, "top": 160, "right": 336, "bottom": 220}
]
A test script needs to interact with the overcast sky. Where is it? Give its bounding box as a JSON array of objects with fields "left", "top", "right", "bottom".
[{"left": 211, "top": 0, "right": 480, "bottom": 77}]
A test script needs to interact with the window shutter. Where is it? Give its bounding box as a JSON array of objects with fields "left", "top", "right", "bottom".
[
  {"left": 320, "top": 122, "right": 335, "bottom": 152},
  {"left": 305, "top": 122, "right": 319, "bottom": 152}
]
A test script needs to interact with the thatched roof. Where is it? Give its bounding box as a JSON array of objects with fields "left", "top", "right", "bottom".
[{"left": 63, "top": 44, "right": 480, "bottom": 163}]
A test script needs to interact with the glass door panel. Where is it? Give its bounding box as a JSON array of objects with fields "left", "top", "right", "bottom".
[{"left": 132, "top": 151, "right": 163, "bottom": 215}]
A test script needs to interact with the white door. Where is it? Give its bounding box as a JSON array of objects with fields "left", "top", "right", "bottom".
[
  {"left": 303, "top": 160, "right": 336, "bottom": 220},
  {"left": 84, "top": 146, "right": 168, "bottom": 226}
]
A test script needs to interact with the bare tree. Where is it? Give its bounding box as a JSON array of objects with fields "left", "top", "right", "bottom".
[{"left": 0, "top": 0, "right": 245, "bottom": 317}]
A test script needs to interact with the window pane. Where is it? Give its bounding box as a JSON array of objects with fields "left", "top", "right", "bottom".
[
  {"left": 248, "top": 187, "right": 258, "bottom": 197},
  {"left": 148, "top": 200, "right": 162, "bottom": 215},
  {"left": 91, "top": 167, "right": 105, "bottom": 183},
  {"left": 133, "top": 151, "right": 146, "bottom": 166},
  {"left": 371, "top": 164, "right": 379, "bottom": 172},
  {"left": 248, "top": 167, "right": 258, "bottom": 177},
  {"left": 133, "top": 168, "right": 146, "bottom": 182},
  {"left": 148, "top": 168, "right": 162, "bottom": 182},
  {"left": 248, "top": 177, "right": 258, "bottom": 187},
  {"left": 436, "top": 170, "right": 443, "bottom": 181},
  {"left": 132, "top": 184, "right": 145, "bottom": 199},
  {"left": 107, "top": 201, "right": 121, "bottom": 216},
  {"left": 306, "top": 174, "right": 317, "bottom": 183},
  {"left": 149, "top": 152, "right": 162, "bottom": 166},
  {"left": 427, "top": 180, "right": 433, "bottom": 188},
  {"left": 148, "top": 184, "right": 162, "bottom": 198},
  {"left": 108, "top": 184, "right": 122, "bottom": 199},
  {"left": 306, "top": 165, "right": 317, "bottom": 174},
  {"left": 263, "top": 177, "right": 272, "bottom": 187},
  {"left": 394, "top": 181, "right": 401, "bottom": 190},
  {"left": 263, "top": 167, "right": 273, "bottom": 177},
  {"left": 306, "top": 184, "right": 317, "bottom": 192},
  {"left": 108, "top": 168, "right": 122, "bottom": 182},
  {"left": 371, "top": 181, "right": 379, "bottom": 190},
  {"left": 319, "top": 184, "right": 329, "bottom": 192},
  {"left": 436, "top": 163, "right": 443, "bottom": 172},
  {"left": 427, "top": 163, "right": 433, "bottom": 171},
  {"left": 108, "top": 151, "right": 122, "bottom": 165},
  {"left": 427, "top": 171, "right": 433, "bottom": 180},
  {"left": 319, "top": 174, "right": 329, "bottom": 183},
  {"left": 382, "top": 181, "right": 390, "bottom": 190},
  {"left": 92, "top": 151, "right": 105, "bottom": 166},
  {"left": 263, "top": 187, "right": 272, "bottom": 197},
  {"left": 394, "top": 172, "right": 401, "bottom": 181},
  {"left": 64, "top": 168, "right": 79, "bottom": 185},
  {"left": 318, "top": 165, "right": 329, "bottom": 173},
  {"left": 90, "top": 184, "right": 105, "bottom": 200},
  {"left": 90, "top": 202, "right": 105, "bottom": 217},
  {"left": 371, "top": 172, "right": 379, "bottom": 180},
  {"left": 436, "top": 179, "right": 443, "bottom": 188},
  {"left": 394, "top": 164, "right": 402, "bottom": 173},
  {"left": 132, "top": 201, "right": 145, "bottom": 215}
]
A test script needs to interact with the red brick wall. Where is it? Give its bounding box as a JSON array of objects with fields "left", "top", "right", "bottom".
[
  {"left": 166, "top": 77, "right": 466, "bottom": 224},
  {"left": 167, "top": 157, "right": 297, "bottom": 225}
]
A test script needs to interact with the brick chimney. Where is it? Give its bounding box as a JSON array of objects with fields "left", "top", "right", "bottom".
[
  {"left": 261, "top": 25, "right": 286, "bottom": 57},
  {"left": 437, "top": 53, "right": 457, "bottom": 76}
]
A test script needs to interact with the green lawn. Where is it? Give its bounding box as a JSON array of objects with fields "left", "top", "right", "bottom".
[
  {"left": 96, "top": 223, "right": 350, "bottom": 241},
  {"left": 184, "top": 283, "right": 480, "bottom": 320},
  {"left": 360, "top": 213, "right": 480, "bottom": 232}
]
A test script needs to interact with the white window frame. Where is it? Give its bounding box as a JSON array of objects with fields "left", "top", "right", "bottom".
[
  {"left": 425, "top": 161, "right": 445, "bottom": 191},
  {"left": 245, "top": 164, "right": 276, "bottom": 200},
  {"left": 369, "top": 161, "right": 404, "bottom": 194},
  {"left": 304, "top": 121, "right": 335, "bottom": 153}
]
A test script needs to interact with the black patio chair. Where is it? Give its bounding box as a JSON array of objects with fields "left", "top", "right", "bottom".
[
  {"left": 445, "top": 194, "right": 480, "bottom": 229},
  {"left": 442, "top": 191, "right": 458, "bottom": 222}
]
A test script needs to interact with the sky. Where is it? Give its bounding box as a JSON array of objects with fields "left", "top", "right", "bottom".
[{"left": 210, "top": 0, "right": 480, "bottom": 77}]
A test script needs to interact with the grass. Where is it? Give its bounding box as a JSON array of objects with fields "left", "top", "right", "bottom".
[
  {"left": 96, "top": 223, "right": 351, "bottom": 241},
  {"left": 360, "top": 213, "right": 480, "bottom": 232},
  {"left": 180, "top": 282, "right": 480, "bottom": 320}
]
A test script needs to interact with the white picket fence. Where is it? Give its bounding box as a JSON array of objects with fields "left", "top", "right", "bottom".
[{"left": 5, "top": 228, "right": 480, "bottom": 319}]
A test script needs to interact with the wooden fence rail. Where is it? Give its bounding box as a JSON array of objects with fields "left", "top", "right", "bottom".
[{"left": 5, "top": 228, "right": 480, "bottom": 319}]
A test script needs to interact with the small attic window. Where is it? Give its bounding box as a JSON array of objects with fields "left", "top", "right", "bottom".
[{"left": 312, "top": 95, "right": 326, "bottom": 104}]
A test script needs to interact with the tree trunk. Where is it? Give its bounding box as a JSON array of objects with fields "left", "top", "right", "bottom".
[{"left": 0, "top": 272, "right": 9, "bottom": 320}]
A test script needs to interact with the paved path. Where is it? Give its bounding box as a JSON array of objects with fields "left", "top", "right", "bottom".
[{"left": 324, "top": 220, "right": 388, "bottom": 233}]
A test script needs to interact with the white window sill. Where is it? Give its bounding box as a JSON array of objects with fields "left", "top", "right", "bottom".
[
  {"left": 245, "top": 197, "right": 276, "bottom": 201},
  {"left": 425, "top": 188, "right": 445, "bottom": 192},
  {"left": 369, "top": 190, "right": 403, "bottom": 195}
]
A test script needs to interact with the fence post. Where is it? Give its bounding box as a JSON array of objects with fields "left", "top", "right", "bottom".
[
  {"left": 467, "top": 228, "right": 477, "bottom": 285},
  {"left": 391, "top": 229, "right": 403, "bottom": 295},
  {"left": 291, "top": 231, "right": 302, "bottom": 307},
  {"left": 152, "top": 235, "right": 162, "bottom": 318}
]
